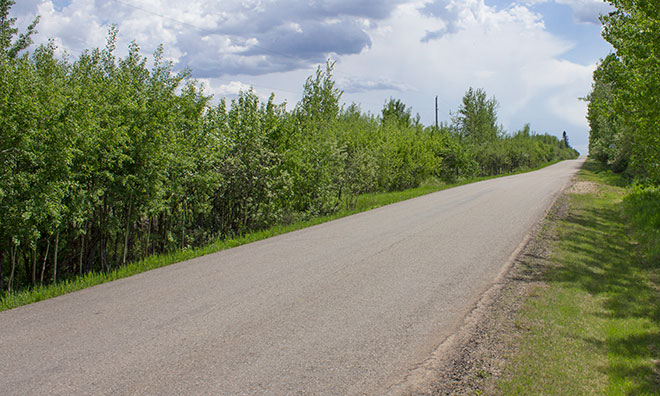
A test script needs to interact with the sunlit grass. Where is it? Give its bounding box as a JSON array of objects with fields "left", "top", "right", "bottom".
[{"left": 497, "top": 160, "right": 660, "bottom": 395}]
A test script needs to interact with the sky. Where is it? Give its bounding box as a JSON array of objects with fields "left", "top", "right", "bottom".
[{"left": 12, "top": 0, "right": 616, "bottom": 154}]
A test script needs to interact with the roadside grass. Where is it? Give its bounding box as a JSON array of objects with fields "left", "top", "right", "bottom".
[
  {"left": 496, "top": 160, "right": 660, "bottom": 395},
  {"left": 0, "top": 160, "right": 564, "bottom": 312}
]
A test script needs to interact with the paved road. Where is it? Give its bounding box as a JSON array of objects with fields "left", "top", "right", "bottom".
[{"left": 0, "top": 159, "right": 583, "bottom": 395}]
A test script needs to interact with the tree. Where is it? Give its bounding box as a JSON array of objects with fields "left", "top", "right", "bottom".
[
  {"left": 598, "top": 0, "right": 660, "bottom": 182},
  {"left": 296, "top": 60, "right": 342, "bottom": 124},
  {"left": 586, "top": 53, "right": 631, "bottom": 172},
  {"left": 0, "top": 0, "right": 39, "bottom": 59},
  {"left": 452, "top": 87, "right": 499, "bottom": 144},
  {"left": 381, "top": 98, "right": 412, "bottom": 128},
  {"left": 561, "top": 131, "right": 570, "bottom": 148}
]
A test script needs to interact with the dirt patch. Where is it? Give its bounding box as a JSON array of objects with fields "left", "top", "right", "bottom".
[
  {"left": 565, "top": 180, "right": 600, "bottom": 195},
  {"left": 401, "top": 184, "right": 572, "bottom": 396}
]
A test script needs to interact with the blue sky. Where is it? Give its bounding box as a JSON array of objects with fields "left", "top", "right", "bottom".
[{"left": 13, "top": 0, "right": 615, "bottom": 154}]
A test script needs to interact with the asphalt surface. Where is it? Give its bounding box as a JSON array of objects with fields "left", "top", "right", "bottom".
[{"left": 0, "top": 159, "right": 583, "bottom": 395}]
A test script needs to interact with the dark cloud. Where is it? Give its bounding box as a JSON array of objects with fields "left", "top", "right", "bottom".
[
  {"left": 13, "top": 0, "right": 405, "bottom": 77},
  {"left": 248, "top": 19, "right": 372, "bottom": 58},
  {"left": 180, "top": 16, "right": 374, "bottom": 76},
  {"left": 175, "top": 0, "right": 405, "bottom": 76},
  {"left": 246, "top": 0, "right": 405, "bottom": 31}
]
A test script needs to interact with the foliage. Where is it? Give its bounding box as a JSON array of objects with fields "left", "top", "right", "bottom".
[
  {"left": 452, "top": 87, "right": 500, "bottom": 144},
  {"left": 0, "top": 0, "right": 39, "bottom": 59},
  {"left": 382, "top": 97, "right": 414, "bottom": 129},
  {"left": 623, "top": 185, "right": 660, "bottom": 262},
  {"left": 588, "top": 1, "right": 660, "bottom": 183},
  {"left": 587, "top": 53, "right": 632, "bottom": 173}
]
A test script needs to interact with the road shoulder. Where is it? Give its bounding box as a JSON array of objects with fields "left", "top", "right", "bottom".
[
  {"left": 410, "top": 162, "right": 660, "bottom": 395},
  {"left": 407, "top": 188, "right": 570, "bottom": 395}
]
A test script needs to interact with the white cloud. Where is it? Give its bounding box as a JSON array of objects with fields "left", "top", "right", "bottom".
[
  {"left": 520, "top": 0, "right": 613, "bottom": 24},
  {"left": 214, "top": 80, "right": 254, "bottom": 96},
  {"left": 335, "top": 0, "right": 595, "bottom": 144}
]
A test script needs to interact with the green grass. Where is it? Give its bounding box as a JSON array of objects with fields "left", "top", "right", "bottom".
[
  {"left": 497, "top": 160, "right": 660, "bottom": 395},
  {"left": 0, "top": 159, "right": 567, "bottom": 312}
]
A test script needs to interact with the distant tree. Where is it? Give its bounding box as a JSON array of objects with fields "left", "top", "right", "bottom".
[
  {"left": 296, "top": 60, "right": 342, "bottom": 124},
  {"left": 452, "top": 87, "right": 499, "bottom": 144},
  {"left": 561, "top": 131, "right": 570, "bottom": 148},
  {"left": 381, "top": 98, "right": 412, "bottom": 128}
]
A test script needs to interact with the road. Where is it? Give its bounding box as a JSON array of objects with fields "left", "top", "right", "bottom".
[{"left": 0, "top": 159, "right": 583, "bottom": 395}]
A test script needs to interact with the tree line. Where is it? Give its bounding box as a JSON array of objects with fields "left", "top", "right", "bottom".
[
  {"left": 0, "top": 0, "right": 577, "bottom": 293},
  {"left": 587, "top": 0, "right": 659, "bottom": 183},
  {"left": 587, "top": 0, "right": 660, "bottom": 262}
]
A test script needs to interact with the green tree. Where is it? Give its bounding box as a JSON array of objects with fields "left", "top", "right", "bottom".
[
  {"left": 586, "top": 53, "right": 631, "bottom": 172},
  {"left": 291, "top": 60, "right": 345, "bottom": 215},
  {"left": 381, "top": 98, "right": 412, "bottom": 128},
  {"left": 296, "top": 60, "right": 342, "bottom": 124},
  {"left": 599, "top": 0, "right": 660, "bottom": 182},
  {"left": 0, "top": 0, "right": 39, "bottom": 59},
  {"left": 452, "top": 87, "right": 500, "bottom": 144}
]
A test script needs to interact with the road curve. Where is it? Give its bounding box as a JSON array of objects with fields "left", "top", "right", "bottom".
[{"left": 0, "top": 159, "right": 583, "bottom": 395}]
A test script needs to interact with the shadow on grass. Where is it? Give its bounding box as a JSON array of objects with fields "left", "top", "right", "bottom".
[
  {"left": 544, "top": 180, "right": 660, "bottom": 394},
  {"left": 580, "top": 160, "right": 631, "bottom": 187}
]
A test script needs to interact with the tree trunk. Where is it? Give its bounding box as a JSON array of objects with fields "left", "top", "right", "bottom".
[
  {"left": 53, "top": 230, "right": 59, "bottom": 283},
  {"left": 31, "top": 245, "right": 37, "bottom": 286},
  {"left": 101, "top": 196, "right": 108, "bottom": 271},
  {"left": 122, "top": 198, "right": 133, "bottom": 266},
  {"left": 40, "top": 237, "right": 51, "bottom": 286},
  {"left": 180, "top": 204, "right": 186, "bottom": 251},
  {"left": 100, "top": 231, "right": 106, "bottom": 272},
  {"left": 113, "top": 231, "right": 119, "bottom": 267},
  {"left": 0, "top": 250, "right": 4, "bottom": 291},
  {"left": 79, "top": 226, "right": 85, "bottom": 276},
  {"left": 145, "top": 217, "right": 151, "bottom": 258},
  {"left": 9, "top": 243, "right": 17, "bottom": 292}
]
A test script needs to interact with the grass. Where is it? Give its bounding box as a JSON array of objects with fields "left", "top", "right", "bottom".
[
  {"left": 0, "top": 159, "right": 566, "bottom": 312},
  {"left": 496, "top": 160, "right": 660, "bottom": 395}
]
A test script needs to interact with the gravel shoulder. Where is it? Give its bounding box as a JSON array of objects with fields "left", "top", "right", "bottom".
[{"left": 403, "top": 178, "right": 574, "bottom": 396}]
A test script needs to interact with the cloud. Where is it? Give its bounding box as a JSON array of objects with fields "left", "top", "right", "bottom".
[
  {"left": 336, "top": 0, "right": 594, "bottom": 138},
  {"left": 419, "top": 0, "right": 544, "bottom": 41},
  {"left": 419, "top": 0, "right": 462, "bottom": 39},
  {"left": 214, "top": 80, "right": 254, "bottom": 96},
  {"left": 563, "top": 0, "right": 613, "bottom": 24},
  {"left": 338, "top": 76, "right": 416, "bottom": 93},
  {"left": 521, "top": 0, "right": 613, "bottom": 24},
  {"left": 242, "top": 18, "right": 372, "bottom": 61},
  {"left": 12, "top": 0, "right": 406, "bottom": 76}
]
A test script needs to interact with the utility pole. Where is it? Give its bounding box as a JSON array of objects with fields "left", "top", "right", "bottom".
[{"left": 435, "top": 96, "right": 439, "bottom": 130}]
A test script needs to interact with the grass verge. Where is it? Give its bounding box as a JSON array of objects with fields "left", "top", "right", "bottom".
[
  {"left": 0, "top": 160, "right": 565, "bottom": 312},
  {"left": 496, "top": 160, "right": 660, "bottom": 395}
]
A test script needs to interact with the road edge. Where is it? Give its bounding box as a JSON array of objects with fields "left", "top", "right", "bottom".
[{"left": 391, "top": 165, "right": 580, "bottom": 395}]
